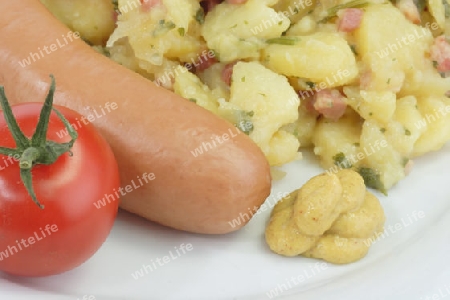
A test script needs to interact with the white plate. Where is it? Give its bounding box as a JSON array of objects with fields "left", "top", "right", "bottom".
[{"left": 1, "top": 145, "right": 450, "bottom": 300}]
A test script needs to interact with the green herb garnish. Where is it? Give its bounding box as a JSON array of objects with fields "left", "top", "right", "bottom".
[
  {"left": 320, "top": 0, "right": 369, "bottom": 22},
  {"left": 328, "top": 0, "right": 370, "bottom": 15},
  {"left": 195, "top": 8, "right": 205, "bottom": 24},
  {"left": 333, "top": 152, "right": 352, "bottom": 169},
  {"left": 358, "top": 167, "right": 387, "bottom": 195},
  {"left": 306, "top": 81, "right": 315, "bottom": 88},
  {"left": 153, "top": 20, "right": 176, "bottom": 37},
  {"left": 112, "top": 0, "right": 119, "bottom": 11},
  {"left": 402, "top": 157, "right": 409, "bottom": 167},
  {"left": 234, "top": 110, "right": 254, "bottom": 135},
  {"left": 445, "top": 0, "right": 450, "bottom": 18},
  {"left": 266, "top": 37, "right": 300, "bottom": 45}
]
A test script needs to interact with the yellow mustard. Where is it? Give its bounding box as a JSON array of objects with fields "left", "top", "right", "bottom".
[{"left": 265, "top": 169, "right": 385, "bottom": 264}]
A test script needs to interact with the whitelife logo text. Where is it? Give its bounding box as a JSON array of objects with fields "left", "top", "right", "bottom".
[
  {"left": 131, "top": 243, "right": 194, "bottom": 280},
  {"left": 93, "top": 172, "right": 156, "bottom": 209},
  {"left": 0, "top": 224, "right": 59, "bottom": 261},
  {"left": 55, "top": 102, "right": 118, "bottom": 139},
  {"left": 19, "top": 31, "right": 80, "bottom": 67}
]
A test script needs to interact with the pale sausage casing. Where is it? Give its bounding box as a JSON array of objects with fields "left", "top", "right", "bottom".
[{"left": 0, "top": 1, "right": 272, "bottom": 234}]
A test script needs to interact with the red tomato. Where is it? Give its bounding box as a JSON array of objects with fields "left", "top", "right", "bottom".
[{"left": 0, "top": 103, "right": 120, "bottom": 277}]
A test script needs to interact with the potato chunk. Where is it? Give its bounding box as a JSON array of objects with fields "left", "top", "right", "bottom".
[
  {"left": 40, "top": 0, "right": 115, "bottom": 45},
  {"left": 173, "top": 68, "right": 219, "bottom": 114},
  {"left": 312, "top": 111, "right": 363, "bottom": 170},
  {"left": 228, "top": 61, "right": 300, "bottom": 166},
  {"left": 343, "top": 86, "right": 396, "bottom": 124},
  {"left": 108, "top": 0, "right": 204, "bottom": 65},
  {"left": 354, "top": 3, "right": 442, "bottom": 94},
  {"left": 262, "top": 32, "right": 358, "bottom": 85},
  {"left": 201, "top": 0, "right": 290, "bottom": 62},
  {"left": 413, "top": 96, "right": 450, "bottom": 156}
]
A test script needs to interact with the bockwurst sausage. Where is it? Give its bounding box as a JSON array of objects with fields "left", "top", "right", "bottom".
[{"left": 0, "top": 0, "right": 271, "bottom": 234}]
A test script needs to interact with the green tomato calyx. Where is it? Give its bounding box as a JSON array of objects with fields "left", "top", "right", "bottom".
[{"left": 0, "top": 75, "right": 78, "bottom": 209}]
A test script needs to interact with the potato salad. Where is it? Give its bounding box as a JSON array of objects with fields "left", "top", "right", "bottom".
[{"left": 41, "top": 0, "right": 450, "bottom": 193}]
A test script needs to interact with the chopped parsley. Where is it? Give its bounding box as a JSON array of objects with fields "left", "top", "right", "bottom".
[
  {"left": 153, "top": 20, "right": 176, "bottom": 37},
  {"left": 178, "top": 27, "right": 185, "bottom": 36},
  {"left": 266, "top": 37, "right": 300, "bottom": 45},
  {"left": 320, "top": 0, "right": 370, "bottom": 22},
  {"left": 405, "top": 128, "right": 411, "bottom": 136},
  {"left": 445, "top": 0, "right": 450, "bottom": 18},
  {"left": 332, "top": 152, "right": 352, "bottom": 169},
  {"left": 357, "top": 167, "right": 387, "bottom": 195},
  {"left": 112, "top": 0, "right": 119, "bottom": 11},
  {"left": 234, "top": 110, "right": 254, "bottom": 135},
  {"left": 195, "top": 8, "right": 205, "bottom": 24},
  {"left": 305, "top": 81, "right": 315, "bottom": 89},
  {"left": 402, "top": 157, "right": 409, "bottom": 167}
]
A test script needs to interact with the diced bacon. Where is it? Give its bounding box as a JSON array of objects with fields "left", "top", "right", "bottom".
[
  {"left": 140, "top": 0, "right": 162, "bottom": 12},
  {"left": 337, "top": 8, "right": 364, "bottom": 32},
  {"left": 303, "top": 96, "right": 319, "bottom": 116},
  {"left": 200, "top": 0, "right": 222, "bottom": 13},
  {"left": 225, "top": 0, "right": 247, "bottom": 4},
  {"left": 112, "top": 10, "right": 119, "bottom": 24},
  {"left": 200, "top": 0, "right": 245, "bottom": 14},
  {"left": 297, "top": 90, "right": 319, "bottom": 116},
  {"left": 221, "top": 62, "right": 237, "bottom": 86},
  {"left": 312, "top": 89, "right": 347, "bottom": 121},
  {"left": 395, "top": 0, "right": 421, "bottom": 24},
  {"left": 430, "top": 36, "right": 450, "bottom": 73}
]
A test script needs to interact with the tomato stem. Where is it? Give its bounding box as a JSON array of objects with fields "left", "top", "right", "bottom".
[
  {"left": 19, "top": 147, "right": 41, "bottom": 169},
  {"left": 20, "top": 168, "right": 43, "bottom": 209},
  {"left": 0, "top": 87, "right": 29, "bottom": 149},
  {"left": 0, "top": 75, "right": 78, "bottom": 209}
]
